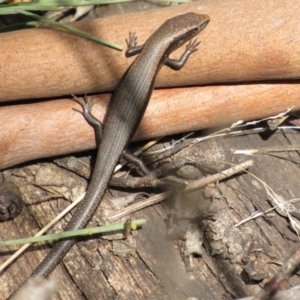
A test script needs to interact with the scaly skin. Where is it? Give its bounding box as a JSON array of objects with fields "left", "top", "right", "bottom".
[{"left": 9, "top": 12, "right": 210, "bottom": 298}]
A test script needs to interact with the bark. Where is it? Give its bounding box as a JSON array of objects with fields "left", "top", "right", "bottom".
[{"left": 2, "top": 127, "right": 300, "bottom": 299}]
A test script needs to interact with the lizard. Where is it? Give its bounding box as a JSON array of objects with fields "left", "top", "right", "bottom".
[{"left": 9, "top": 11, "right": 210, "bottom": 298}]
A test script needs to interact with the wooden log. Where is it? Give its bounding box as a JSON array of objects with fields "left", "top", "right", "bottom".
[
  {"left": 2, "top": 0, "right": 300, "bottom": 169},
  {"left": 1, "top": 0, "right": 300, "bottom": 102},
  {"left": 0, "top": 83, "right": 299, "bottom": 170}
]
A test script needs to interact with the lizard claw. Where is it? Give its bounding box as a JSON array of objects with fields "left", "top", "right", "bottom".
[
  {"left": 186, "top": 39, "right": 201, "bottom": 54},
  {"left": 126, "top": 32, "right": 137, "bottom": 49},
  {"left": 71, "top": 94, "right": 94, "bottom": 116}
]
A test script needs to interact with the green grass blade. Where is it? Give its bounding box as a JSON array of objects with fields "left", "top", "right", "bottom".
[
  {"left": 0, "top": 21, "right": 36, "bottom": 32},
  {"left": 39, "top": 0, "right": 134, "bottom": 5},
  {"left": 15, "top": 9, "right": 123, "bottom": 50},
  {"left": 0, "top": 3, "right": 61, "bottom": 13},
  {"left": 0, "top": 219, "right": 146, "bottom": 246}
]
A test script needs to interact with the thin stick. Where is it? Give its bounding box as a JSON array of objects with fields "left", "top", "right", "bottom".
[
  {"left": 252, "top": 247, "right": 300, "bottom": 300},
  {"left": 184, "top": 160, "right": 254, "bottom": 192},
  {"left": 0, "top": 193, "right": 85, "bottom": 272},
  {"left": 235, "top": 145, "right": 300, "bottom": 155},
  {"left": 108, "top": 160, "right": 253, "bottom": 221}
]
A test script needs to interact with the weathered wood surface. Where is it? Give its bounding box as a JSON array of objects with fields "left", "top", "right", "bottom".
[{"left": 1, "top": 126, "right": 300, "bottom": 299}]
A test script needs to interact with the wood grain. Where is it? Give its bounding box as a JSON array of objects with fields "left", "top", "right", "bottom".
[
  {"left": 1, "top": 0, "right": 300, "bottom": 168},
  {"left": 1, "top": 0, "right": 300, "bottom": 101},
  {"left": 1, "top": 83, "right": 300, "bottom": 169}
]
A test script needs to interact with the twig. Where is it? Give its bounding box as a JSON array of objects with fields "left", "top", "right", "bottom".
[
  {"left": 235, "top": 145, "right": 300, "bottom": 155},
  {"left": 108, "top": 160, "right": 253, "bottom": 221},
  {"left": 107, "top": 192, "right": 170, "bottom": 222},
  {"left": 0, "top": 193, "right": 85, "bottom": 272},
  {"left": 234, "top": 285, "right": 300, "bottom": 300},
  {"left": 252, "top": 247, "right": 300, "bottom": 300},
  {"left": 184, "top": 160, "right": 254, "bottom": 192}
]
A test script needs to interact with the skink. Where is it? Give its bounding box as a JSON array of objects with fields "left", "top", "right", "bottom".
[{"left": 10, "top": 12, "right": 210, "bottom": 297}]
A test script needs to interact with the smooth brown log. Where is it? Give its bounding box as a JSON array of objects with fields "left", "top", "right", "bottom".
[
  {"left": 1, "top": 0, "right": 300, "bottom": 101},
  {"left": 2, "top": 0, "right": 300, "bottom": 168},
  {"left": 1, "top": 83, "right": 300, "bottom": 170}
]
